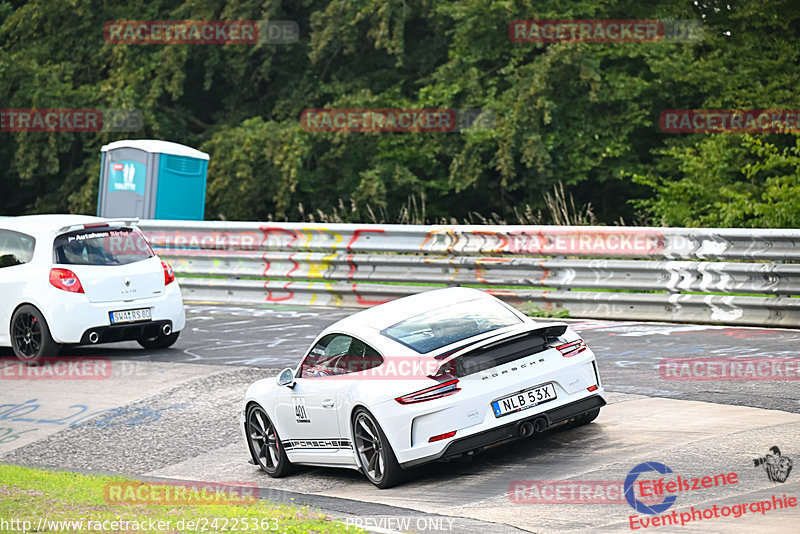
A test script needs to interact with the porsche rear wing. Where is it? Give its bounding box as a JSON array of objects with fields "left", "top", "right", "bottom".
[{"left": 428, "top": 322, "right": 570, "bottom": 379}]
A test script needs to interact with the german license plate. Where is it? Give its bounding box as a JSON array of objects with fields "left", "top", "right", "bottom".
[
  {"left": 492, "top": 383, "right": 557, "bottom": 417},
  {"left": 109, "top": 308, "right": 151, "bottom": 324}
]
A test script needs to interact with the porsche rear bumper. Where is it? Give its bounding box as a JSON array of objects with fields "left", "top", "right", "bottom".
[{"left": 399, "top": 394, "right": 606, "bottom": 468}]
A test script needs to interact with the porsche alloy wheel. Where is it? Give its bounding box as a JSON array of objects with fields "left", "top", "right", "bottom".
[
  {"left": 246, "top": 404, "right": 292, "bottom": 477},
  {"left": 353, "top": 408, "right": 404, "bottom": 488}
]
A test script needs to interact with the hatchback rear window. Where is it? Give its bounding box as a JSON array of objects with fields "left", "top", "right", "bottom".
[
  {"left": 0, "top": 229, "right": 36, "bottom": 268},
  {"left": 53, "top": 227, "right": 154, "bottom": 266}
]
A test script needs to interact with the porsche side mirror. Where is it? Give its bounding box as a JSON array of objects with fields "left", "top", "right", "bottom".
[{"left": 277, "top": 368, "right": 296, "bottom": 389}]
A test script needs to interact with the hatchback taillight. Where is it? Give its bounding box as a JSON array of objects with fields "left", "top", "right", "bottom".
[
  {"left": 49, "top": 268, "right": 84, "bottom": 293},
  {"left": 162, "top": 261, "right": 175, "bottom": 285},
  {"left": 395, "top": 379, "right": 460, "bottom": 405},
  {"left": 556, "top": 339, "right": 588, "bottom": 357}
]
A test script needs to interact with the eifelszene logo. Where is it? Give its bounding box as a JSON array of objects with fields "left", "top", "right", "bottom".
[
  {"left": 624, "top": 461, "right": 739, "bottom": 515},
  {"left": 624, "top": 462, "right": 678, "bottom": 515}
]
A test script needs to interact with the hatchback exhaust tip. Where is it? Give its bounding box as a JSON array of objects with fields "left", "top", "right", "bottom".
[
  {"left": 88, "top": 331, "right": 99, "bottom": 344},
  {"left": 161, "top": 324, "right": 172, "bottom": 336}
]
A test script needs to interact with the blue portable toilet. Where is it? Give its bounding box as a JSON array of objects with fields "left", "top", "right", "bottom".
[{"left": 98, "top": 140, "right": 210, "bottom": 220}]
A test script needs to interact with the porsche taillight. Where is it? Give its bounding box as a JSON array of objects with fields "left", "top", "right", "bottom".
[
  {"left": 555, "top": 339, "right": 587, "bottom": 357},
  {"left": 49, "top": 268, "right": 84, "bottom": 293},
  {"left": 395, "top": 379, "right": 461, "bottom": 405}
]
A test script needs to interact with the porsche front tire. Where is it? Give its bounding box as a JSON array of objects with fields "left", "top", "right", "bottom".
[{"left": 246, "top": 404, "right": 293, "bottom": 477}]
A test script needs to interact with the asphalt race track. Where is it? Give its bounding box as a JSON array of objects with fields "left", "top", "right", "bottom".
[{"left": 2, "top": 303, "right": 799, "bottom": 533}]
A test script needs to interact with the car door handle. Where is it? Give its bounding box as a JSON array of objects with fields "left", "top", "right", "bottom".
[{"left": 322, "top": 399, "right": 335, "bottom": 408}]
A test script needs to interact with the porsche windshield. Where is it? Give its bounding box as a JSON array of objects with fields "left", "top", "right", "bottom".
[{"left": 381, "top": 298, "right": 522, "bottom": 354}]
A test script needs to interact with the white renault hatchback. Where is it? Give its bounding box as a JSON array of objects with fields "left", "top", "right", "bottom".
[{"left": 0, "top": 214, "right": 185, "bottom": 361}]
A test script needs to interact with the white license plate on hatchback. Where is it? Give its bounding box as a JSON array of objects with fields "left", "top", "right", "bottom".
[
  {"left": 492, "top": 383, "right": 557, "bottom": 417},
  {"left": 109, "top": 308, "right": 151, "bottom": 324}
]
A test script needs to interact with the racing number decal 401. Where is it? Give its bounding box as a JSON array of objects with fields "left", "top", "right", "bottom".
[{"left": 293, "top": 397, "right": 310, "bottom": 423}]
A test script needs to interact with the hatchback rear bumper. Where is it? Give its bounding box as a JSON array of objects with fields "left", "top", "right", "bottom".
[
  {"left": 79, "top": 320, "right": 174, "bottom": 345},
  {"left": 42, "top": 282, "right": 185, "bottom": 343}
]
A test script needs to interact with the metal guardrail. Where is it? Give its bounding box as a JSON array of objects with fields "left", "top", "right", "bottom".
[{"left": 138, "top": 221, "right": 800, "bottom": 327}]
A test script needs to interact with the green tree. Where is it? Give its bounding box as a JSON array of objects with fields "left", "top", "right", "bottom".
[
  {"left": 631, "top": 0, "right": 800, "bottom": 227},
  {"left": 1, "top": 0, "right": 798, "bottom": 227}
]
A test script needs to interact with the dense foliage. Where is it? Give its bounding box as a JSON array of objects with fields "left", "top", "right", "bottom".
[{"left": 1, "top": 0, "right": 798, "bottom": 227}]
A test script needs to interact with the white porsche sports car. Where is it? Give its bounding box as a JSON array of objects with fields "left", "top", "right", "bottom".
[
  {"left": 242, "top": 287, "right": 605, "bottom": 488},
  {"left": 0, "top": 214, "right": 185, "bottom": 361}
]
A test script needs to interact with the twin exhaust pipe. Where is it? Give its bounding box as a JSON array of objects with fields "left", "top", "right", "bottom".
[
  {"left": 87, "top": 323, "right": 171, "bottom": 344},
  {"left": 518, "top": 417, "right": 548, "bottom": 438}
]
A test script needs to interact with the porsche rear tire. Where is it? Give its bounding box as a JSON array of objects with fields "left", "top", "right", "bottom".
[
  {"left": 352, "top": 408, "right": 405, "bottom": 489},
  {"left": 246, "top": 404, "right": 293, "bottom": 477}
]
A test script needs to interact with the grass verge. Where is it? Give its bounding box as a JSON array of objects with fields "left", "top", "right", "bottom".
[{"left": 0, "top": 464, "right": 357, "bottom": 533}]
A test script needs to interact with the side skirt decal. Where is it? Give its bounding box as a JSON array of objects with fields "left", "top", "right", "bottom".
[{"left": 282, "top": 439, "right": 352, "bottom": 450}]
